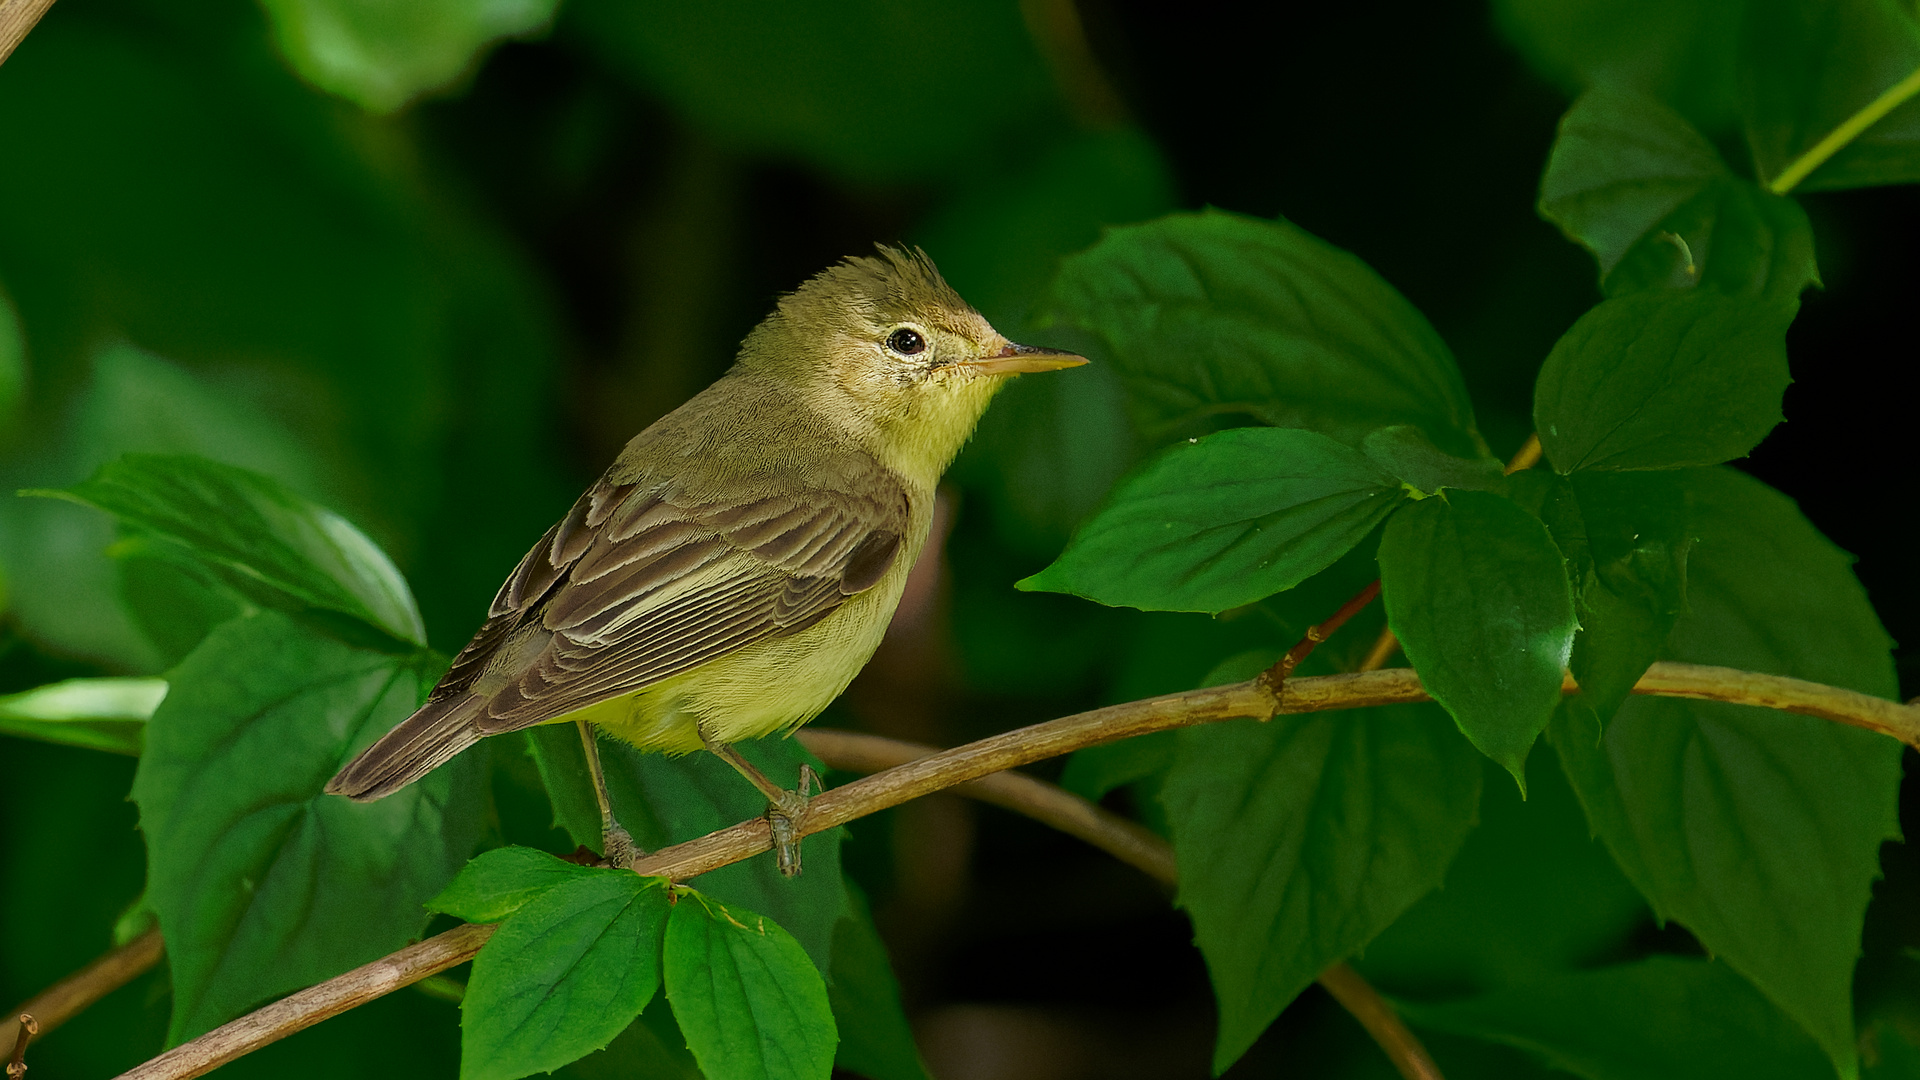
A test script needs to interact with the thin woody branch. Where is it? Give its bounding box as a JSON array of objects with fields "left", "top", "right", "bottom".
[
  {"left": 0, "top": 0, "right": 57, "bottom": 66},
  {"left": 796, "top": 729, "right": 1447, "bottom": 1080},
  {"left": 112, "top": 659, "right": 1920, "bottom": 1080},
  {"left": 1, "top": 928, "right": 162, "bottom": 1054}
]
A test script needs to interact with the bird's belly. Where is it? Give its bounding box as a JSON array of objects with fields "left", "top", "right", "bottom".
[{"left": 557, "top": 567, "right": 908, "bottom": 755}]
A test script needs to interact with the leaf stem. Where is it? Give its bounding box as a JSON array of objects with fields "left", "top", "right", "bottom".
[
  {"left": 1257, "top": 579, "right": 1382, "bottom": 694},
  {"left": 109, "top": 661, "right": 1920, "bottom": 1080},
  {"left": 1503, "top": 433, "right": 1542, "bottom": 475},
  {"left": 796, "top": 729, "right": 1448, "bottom": 1080},
  {"left": 6, "top": 1013, "right": 36, "bottom": 1080},
  {"left": 1769, "top": 64, "right": 1920, "bottom": 194}
]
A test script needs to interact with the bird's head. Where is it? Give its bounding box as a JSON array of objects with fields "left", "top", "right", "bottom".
[{"left": 742, "top": 246, "right": 1088, "bottom": 481}]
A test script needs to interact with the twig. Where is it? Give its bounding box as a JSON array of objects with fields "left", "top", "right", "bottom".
[
  {"left": 116, "top": 660, "right": 1920, "bottom": 1080},
  {"left": 1318, "top": 965, "right": 1445, "bottom": 1080},
  {"left": 114, "top": 924, "right": 495, "bottom": 1080},
  {"left": 1257, "top": 580, "right": 1381, "bottom": 695},
  {"left": 797, "top": 729, "right": 1446, "bottom": 1080},
  {"left": 1504, "top": 433, "right": 1542, "bottom": 475},
  {"left": 1017, "top": 0, "right": 1128, "bottom": 127},
  {"left": 6, "top": 1014, "right": 35, "bottom": 1080},
  {"left": 0, "top": 0, "right": 56, "bottom": 66},
  {"left": 1360, "top": 625, "right": 1400, "bottom": 672},
  {"left": 2, "top": 928, "right": 164, "bottom": 1053}
]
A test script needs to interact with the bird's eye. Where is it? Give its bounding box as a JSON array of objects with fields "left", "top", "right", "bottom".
[{"left": 886, "top": 328, "right": 927, "bottom": 356}]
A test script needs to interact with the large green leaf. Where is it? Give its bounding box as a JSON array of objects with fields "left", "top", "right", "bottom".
[
  {"left": 1495, "top": 0, "right": 1743, "bottom": 135},
  {"left": 563, "top": 0, "right": 1057, "bottom": 183},
  {"left": 1042, "top": 209, "right": 1484, "bottom": 457},
  {"left": 828, "top": 887, "right": 930, "bottom": 1080},
  {"left": 1378, "top": 491, "right": 1577, "bottom": 787},
  {"left": 1161, "top": 704, "right": 1482, "bottom": 1072},
  {"left": 258, "top": 0, "right": 560, "bottom": 113},
  {"left": 1550, "top": 467, "right": 1902, "bottom": 1078},
  {"left": 1534, "top": 292, "right": 1794, "bottom": 473},
  {"left": 1018, "top": 427, "right": 1406, "bottom": 613},
  {"left": 36, "top": 454, "right": 425, "bottom": 648},
  {"left": 1743, "top": 0, "right": 1920, "bottom": 192},
  {"left": 0, "top": 677, "right": 164, "bottom": 755},
  {"left": 524, "top": 727, "right": 847, "bottom": 972},
  {"left": 460, "top": 871, "right": 670, "bottom": 1080},
  {"left": 664, "top": 891, "right": 839, "bottom": 1080},
  {"left": 131, "top": 608, "right": 483, "bottom": 1043},
  {"left": 1399, "top": 957, "right": 1832, "bottom": 1080},
  {"left": 1539, "top": 89, "right": 1817, "bottom": 302}
]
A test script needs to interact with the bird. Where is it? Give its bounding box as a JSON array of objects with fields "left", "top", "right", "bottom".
[{"left": 326, "top": 246, "right": 1086, "bottom": 874}]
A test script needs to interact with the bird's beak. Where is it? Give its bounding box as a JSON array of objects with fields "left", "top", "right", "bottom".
[{"left": 961, "top": 341, "right": 1091, "bottom": 376}]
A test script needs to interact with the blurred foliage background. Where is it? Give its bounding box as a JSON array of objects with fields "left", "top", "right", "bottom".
[{"left": 1, "top": 1, "right": 1914, "bottom": 1077}]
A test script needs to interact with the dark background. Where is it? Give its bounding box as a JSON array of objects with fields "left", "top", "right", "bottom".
[{"left": 1, "top": 1, "right": 1912, "bottom": 1077}]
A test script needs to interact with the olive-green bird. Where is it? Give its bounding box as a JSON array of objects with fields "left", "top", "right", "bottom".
[{"left": 326, "top": 247, "right": 1085, "bottom": 873}]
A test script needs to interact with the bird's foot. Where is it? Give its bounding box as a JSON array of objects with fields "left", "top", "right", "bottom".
[
  {"left": 766, "top": 765, "right": 820, "bottom": 878},
  {"left": 599, "top": 815, "right": 646, "bottom": 871}
]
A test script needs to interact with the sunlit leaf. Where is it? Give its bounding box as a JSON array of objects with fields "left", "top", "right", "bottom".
[
  {"left": 664, "top": 891, "right": 838, "bottom": 1080},
  {"left": 0, "top": 677, "right": 164, "bottom": 755},
  {"left": 430, "top": 845, "right": 602, "bottom": 925}
]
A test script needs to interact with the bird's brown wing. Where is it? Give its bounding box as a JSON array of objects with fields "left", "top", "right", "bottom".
[{"left": 327, "top": 467, "right": 907, "bottom": 801}]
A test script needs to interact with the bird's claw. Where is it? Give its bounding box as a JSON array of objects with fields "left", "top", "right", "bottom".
[
  {"left": 767, "top": 765, "right": 819, "bottom": 878},
  {"left": 599, "top": 817, "right": 645, "bottom": 871}
]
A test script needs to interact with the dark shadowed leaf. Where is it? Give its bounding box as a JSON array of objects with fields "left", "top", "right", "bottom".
[
  {"left": 1060, "top": 730, "right": 1177, "bottom": 803},
  {"left": 829, "top": 887, "right": 930, "bottom": 1080},
  {"left": 35, "top": 454, "right": 425, "bottom": 647},
  {"left": 1042, "top": 210, "right": 1483, "bottom": 457},
  {"left": 132, "top": 609, "right": 483, "bottom": 1043},
  {"left": 1018, "top": 427, "right": 1406, "bottom": 613},
  {"left": 1361, "top": 425, "right": 1505, "bottom": 495},
  {"left": 557, "top": 995, "right": 704, "bottom": 1080},
  {"left": 1743, "top": 0, "right": 1920, "bottom": 192},
  {"left": 1539, "top": 89, "right": 1818, "bottom": 302},
  {"left": 1534, "top": 292, "right": 1793, "bottom": 473},
  {"left": 1566, "top": 472, "right": 1693, "bottom": 726},
  {"left": 0, "top": 677, "right": 163, "bottom": 755},
  {"left": 460, "top": 871, "right": 669, "bottom": 1080},
  {"left": 1378, "top": 491, "right": 1576, "bottom": 787},
  {"left": 524, "top": 726, "right": 847, "bottom": 972},
  {"left": 430, "top": 845, "right": 603, "bottom": 925},
  {"left": 665, "top": 891, "right": 838, "bottom": 1080},
  {"left": 1550, "top": 467, "right": 1902, "bottom": 1077},
  {"left": 1162, "top": 704, "right": 1482, "bottom": 1072},
  {"left": 258, "top": 0, "right": 560, "bottom": 113},
  {"left": 1399, "top": 957, "right": 1832, "bottom": 1080}
]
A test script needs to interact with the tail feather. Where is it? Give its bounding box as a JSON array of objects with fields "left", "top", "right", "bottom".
[{"left": 327, "top": 694, "right": 488, "bottom": 802}]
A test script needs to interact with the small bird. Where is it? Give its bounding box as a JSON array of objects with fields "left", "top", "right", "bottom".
[{"left": 327, "top": 247, "right": 1086, "bottom": 873}]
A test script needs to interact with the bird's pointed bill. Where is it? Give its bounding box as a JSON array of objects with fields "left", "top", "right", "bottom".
[{"left": 963, "top": 342, "right": 1089, "bottom": 376}]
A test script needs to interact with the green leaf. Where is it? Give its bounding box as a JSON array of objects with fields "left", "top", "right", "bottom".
[
  {"left": 460, "top": 872, "right": 670, "bottom": 1080},
  {"left": 258, "top": 0, "right": 560, "bottom": 113},
  {"left": 0, "top": 677, "right": 164, "bottom": 755},
  {"left": 665, "top": 891, "right": 839, "bottom": 1080},
  {"left": 1533, "top": 292, "right": 1794, "bottom": 473},
  {"left": 1539, "top": 89, "right": 1818, "bottom": 302},
  {"left": 430, "top": 845, "right": 603, "bottom": 925},
  {"left": 1361, "top": 425, "right": 1506, "bottom": 495},
  {"left": 34, "top": 454, "right": 425, "bottom": 648},
  {"left": 1494, "top": 0, "right": 1742, "bottom": 136},
  {"left": 1042, "top": 209, "right": 1484, "bottom": 457},
  {"left": 1399, "top": 957, "right": 1832, "bottom": 1080},
  {"left": 1059, "top": 730, "right": 1177, "bottom": 803},
  {"left": 0, "top": 284, "right": 21, "bottom": 426},
  {"left": 1744, "top": 0, "right": 1920, "bottom": 192},
  {"left": 557, "top": 995, "right": 704, "bottom": 1080},
  {"left": 563, "top": 0, "right": 1057, "bottom": 183},
  {"left": 1018, "top": 427, "right": 1406, "bottom": 613},
  {"left": 1161, "top": 704, "right": 1482, "bottom": 1072},
  {"left": 1564, "top": 472, "right": 1693, "bottom": 726},
  {"left": 828, "top": 887, "right": 930, "bottom": 1080},
  {"left": 1378, "top": 491, "right": 1577, "bottom": 787},
  {"left": 1550, "top": 467, "right": 1902, "bottom": 1078},
  {"left": 132, "top": 608, "right": 484, "bottom": 1043},
  {"left": 524, "top": 727, "right": 848, "bottom": 972}
]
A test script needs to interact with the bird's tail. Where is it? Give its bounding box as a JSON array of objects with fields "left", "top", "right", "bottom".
[{"left": 326, "top": 694, "right": 487, "bottom": 802}]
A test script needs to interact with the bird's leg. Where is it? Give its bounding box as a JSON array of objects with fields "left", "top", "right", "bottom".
[
  {"left": 699, "top": 724, "right": 818, "bottom": 877},
  {"left": 576, "top": 719, "right": 643, "bottom": 869}
]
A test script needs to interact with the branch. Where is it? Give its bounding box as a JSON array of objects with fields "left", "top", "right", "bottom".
[
  {"left": 1, "top": 928, "right": 163, "bottom": 1053},
  {"left": 116, "top": 660, "right": 1920, "bottom": 1080},
  {"left": 0, "top": 0, "right": 56, "bottom": 67},
  {"left": 796, "top": 729, "right": 1446, "bottom": 1080}
]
